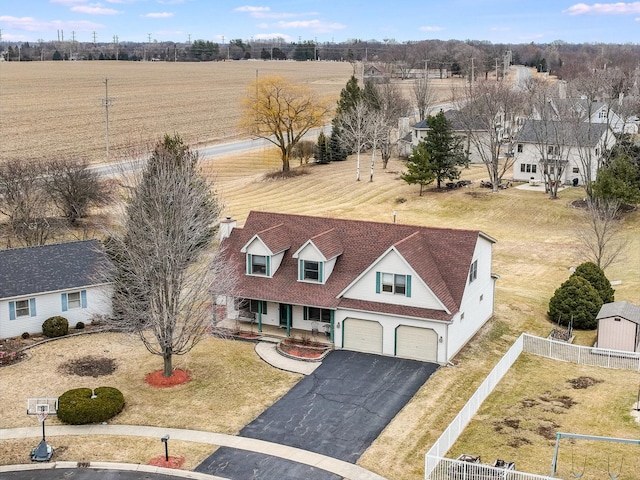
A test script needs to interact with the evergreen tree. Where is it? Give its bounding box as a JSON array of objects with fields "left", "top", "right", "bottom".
[
  {"left": 548, "top": 276, "right": 603, "bottom": 330},
  {"left": 592, "top": 152, "right": 640, "bottom": 205},
  {"left": 328, "top": 125, "right": 348, "bottom": 162},
  {"left": 420, "top": 111, "right": 466, "bottom": 188},
  {"left": 572, "top": 262, "right": 615, "bottom": 304},
  {"left": 315, "top": 131, "right": 330, "bottom": 164},
  {"left": 401, "top": 142, "right": 436, "bottom": 196},
  {"left": 52, "top": 50, "right": 63, "bottom": 61},
  {"left": 336, "top": 75, "right": 362, "bottom": 118}
]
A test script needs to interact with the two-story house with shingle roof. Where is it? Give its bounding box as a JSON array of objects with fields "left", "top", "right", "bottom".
[
  {"left": 218, "top": 211, "right": 497, "bottom": 364},
  {"left": 0, "top": 240, "right": 112, "bottom": 339}
]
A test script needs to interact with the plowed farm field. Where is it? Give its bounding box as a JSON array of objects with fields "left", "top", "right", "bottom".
[{"left": 0, "top": 60, "right": 354, "bottom": 164}]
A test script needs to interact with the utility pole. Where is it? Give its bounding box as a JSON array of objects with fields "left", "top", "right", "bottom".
[
  {"left": 470, "top": 57, "right": 475, "bottom": 89},
  {"left": 103, "top": 78, "right": 112, "bottom": 160},
  {"left": 92, "top": 31, "right": 97, "bottom": 44},
  {"left": 187, "top": 34, "right": 191, "bottom": 45},
  {"left": 495, "top": 58, "right": 499, "bottom": 81},
  {"left": 148, "top": 33, "right": 152, "bottom": 43}
]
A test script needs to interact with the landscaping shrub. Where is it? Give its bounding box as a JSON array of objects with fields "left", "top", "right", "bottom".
[
  {"left": 21, "top": 332, "right": 30, "bottom": 339},
  {"left": 57, "top": 386, "right": 125, "bottom": 425},
  {"left": 548, "top": 276, "right": 603, "bottom": 330},
  {"left": 571, "top": 262, "right": 615, "bottom": 304},
  {"left": 75, "top": 321, "right": 85, "bottom": 330},
  {"left": 42, "top": 316, "right": 69, "bottom": 338}
]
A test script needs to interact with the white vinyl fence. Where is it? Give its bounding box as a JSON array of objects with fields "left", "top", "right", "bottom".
[
  {"left": 425, "top": 333, "right": 640, "bottom": 479},
  {"left": 425, "top": 455, "right": 554, "bottom": 480}
]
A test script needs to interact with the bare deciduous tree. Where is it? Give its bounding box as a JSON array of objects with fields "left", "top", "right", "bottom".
[
  {"left": 43, "top": 158, "right": 110, "bottom": 224},
  {"left": 576, "top": 197, "right": 627, "bottom": 270},
  {"left": 454, "top": 79, "right": 524, "bottom": 192},
  {"left": 339, "top": 100, "right": 374, "bottom": 182},
  {"left": 291, "top": 140, "right": 316, "bottom": 166},
  {"left": 413, "top": 73, "right": 436, "bottom": 122},
  {"left": 0, "top": 161, "right": 56, "bottom": 246},
  {"left": 105, "top": 134, "right": 235, "bottom": 377}
]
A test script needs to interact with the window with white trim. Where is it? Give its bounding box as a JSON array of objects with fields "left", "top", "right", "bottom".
[
  {"left": 248, "top": 254, "right": 268, "bottom": 276},
  {"left": 67, "top": 292, "right": 81, "bottom": 309},
  {"left": 382, "top": 273, "right": 406, "bottom": 295},
  {"left": 249, "top": 300, "right": 267, "bottom": 314},
  {"left": 469, "top": 260, "right": 478, "bottom": 283},
  {"left": 15, "top": 299, "right": 30, "bottom": 317},
  {"left": 304, "top": 307, "right": 331, "bottom": 323}
]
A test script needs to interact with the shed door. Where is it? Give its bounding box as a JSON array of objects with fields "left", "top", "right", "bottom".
[
  {"left": 343, "top": 318, "right": 383, "bottom": 354},
  {"left": 396, "top": 326, "right": 438, "bottom": 362}
]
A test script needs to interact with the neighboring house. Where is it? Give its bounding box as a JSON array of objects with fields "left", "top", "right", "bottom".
[
  {"left": 218, "top": 211, "right": 497, "bottom": 364},
  {"left": 410, "top": 110, "right": 495, "bottom": 164},
  {"left": 596, "top": 301, "right": 640, "bottom": 352},
  {"left": 512, "top": 120, "right": 616, "bottom": 186},
  {"left": 550, "top": 97, "right": 638, "bottom": 135},
  {"left": 0, "top": 240, "right": 112, "bottom": 339}
]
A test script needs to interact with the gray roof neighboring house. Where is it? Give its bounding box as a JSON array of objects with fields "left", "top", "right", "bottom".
[
  {"left": 0, "top": 239, "right": 109, "bottom": 299},
  {"left": 514, "top": 119, "right": 609, "bottom": 147},
  {"left": 412, "top": 110, "right": 488, "bottom": 132},
  {"left": 597, "top": 301, "right": 640, "bottom": 325}
]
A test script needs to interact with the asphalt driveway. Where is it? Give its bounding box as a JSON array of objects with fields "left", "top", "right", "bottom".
[{"left": 196, "top": 350, "right": 438, "bottom": 479}]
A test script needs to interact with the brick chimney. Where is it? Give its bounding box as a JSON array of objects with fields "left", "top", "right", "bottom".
[{"left": 219, "top": 216, "right": 237, "bottom": 242}]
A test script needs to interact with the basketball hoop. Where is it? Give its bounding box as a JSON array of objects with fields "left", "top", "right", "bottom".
[{"left": 36, "top": 410, "right": 48, "bottom": 423}]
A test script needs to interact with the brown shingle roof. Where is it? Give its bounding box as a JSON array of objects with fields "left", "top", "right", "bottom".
[
  {"left": 309, "top": 228, "right": 344, "bottom": 260},
  {"left": 223, "top": 211, "right": 493, "bottom": 320},
  {"left": 245, "top": 223, "right": 291, "bottom": 254}
]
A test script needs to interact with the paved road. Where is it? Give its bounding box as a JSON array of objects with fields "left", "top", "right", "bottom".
[
  {"left": 0, "top": 468, "right": 209, "bottom": 480},
  {"left": 196, "top": 350, "right": 438, "bottom": 479}
]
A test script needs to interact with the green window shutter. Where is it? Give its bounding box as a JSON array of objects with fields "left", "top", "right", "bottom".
[
  {"left": 375, "top": 272, "right": 381, "bottom": 294},
  {"left": 61, "top": 293, "right": 68, "bottom": 312},
  {"left": 266, "top": 256, "right": 271, "bottom": 276},
  {"left": 299, "top": 260, "right": 304, "bottom": 281},
  {"left": 318, "top": 262, "right": 324, "bottom": 283},
  {"left": 9, "top": 301, "right": 16, "bottom": 320},
  {"left": 247, "top": 254, "right": 252, "bottom": 274},
  {"left": 29, "top": 298, "right": 37, "bottom": 317},
  {"left": 406, "top": 275, "right": 412, "bottom": 298},
  {"left": 81, "top": 290, "right": 87, "bottom": 308}
]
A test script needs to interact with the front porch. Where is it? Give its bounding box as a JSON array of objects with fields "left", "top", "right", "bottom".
[{"left": 215, "top": 317, "right": 334, "bottom": 346}]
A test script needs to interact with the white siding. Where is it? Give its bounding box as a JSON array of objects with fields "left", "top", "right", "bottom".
[
  {"left": 447, "top": 237, "right": 496, "bottom": 360},
  {"left": 0, "top": 285, "right": 113, "bottom": 339},
  {"left": 342, "top": 249, "right": 445, "bottom": 311},
  {"left": 597, "top": 317, "right": 638, "bottom": 352}
]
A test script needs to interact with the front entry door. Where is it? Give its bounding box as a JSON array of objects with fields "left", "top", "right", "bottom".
[{"left": 279, "top": 304, "right": 291, "bottom": 328}]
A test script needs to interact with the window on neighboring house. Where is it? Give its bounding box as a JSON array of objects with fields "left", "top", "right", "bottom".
[
  {"left": 15, "top": 300, "right": 30, "bottom": 317},
  {"left": 469, "top": 260, "right": 478, "bottom": 283},
  {"left": 9, "top": 298, "right": 36, "bottom": 320},
  {"left": 572, "top": 167, "right": 579, "bottom": 174},
  {"left": 378, "top": 272, "right": 410, "bottom": 296},
  {"left": 517, "top": 144, "right": 523, "bottom": 153},
  {"left": 68, "top": 292, "right": 81, "bottom": 309},
  {"left": 249, "top": 300, "right": 267, "bottom": 314},
  {"left": 304, "top": 306, "right": 331, "bottom": 323},
  {"left": 598, "top": 110, "right": 607, "bottom": 119},
  {"left": 547, "top": 145, "right": 559, "bottom": 156},
  {"left": 248, "top": 254, "right": 268, "bottom": 276}
]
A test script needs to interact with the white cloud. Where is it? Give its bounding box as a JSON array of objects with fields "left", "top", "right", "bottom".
[
  {"left": 419, "top": 25, "right": 444, "bottom": 32},
  {"left": 490, "top": 26, "right": 512, "bottom": 31},
  {"left": 71, "top": 4, "right": 120, "bottom": 15},
  {"left": 51, "top": 0, "right": 87, "bottom": 5},
  {"left": 253, "top": 32, "right": 292, "bottom": 42},
  {"left": 234, "top": 6, "right": 270, "bottom": 14},
  {"left": 563, "top": 2, "right": 640, "bottom": 15},
  {"left": 274, "top": 19, "right": 346, "bottom": 32},
  {"left": 142, "top": 12, "right": 174, "bottom": 18},
  {"left": 0, "top": 15, "right": 102, "bottom": 33}
]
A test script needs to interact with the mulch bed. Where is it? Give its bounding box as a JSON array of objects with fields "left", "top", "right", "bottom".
[
  {"left": 145, "top": 368, "right": 191, "bottom": 387},
  {"left": 0, "top": 338, "right": 28, "bottom": 367},
  {"left": 147, "top": 455, "right": 186, "bottom": 469},
  {"left": 279, "top": 339, "right": 330, "bottom": 359},
  {"left": 58, "top": 355, "right": 117, "bottom": 377}
]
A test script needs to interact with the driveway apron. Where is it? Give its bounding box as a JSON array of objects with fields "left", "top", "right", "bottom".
[{"left": 196, "top": 350, "right": 438, "bottom": 479}]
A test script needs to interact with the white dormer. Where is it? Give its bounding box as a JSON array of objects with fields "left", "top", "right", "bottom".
[
  {"left": 292, "top": 228, "right": 343, "bottom": 284},
  {"left": 240, "top": 223, "right": 290, "bottom": 278}
]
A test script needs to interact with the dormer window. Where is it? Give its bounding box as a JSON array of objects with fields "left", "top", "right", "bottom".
[
  {"left": 299, "top": 259, "right": 323, "bottom": 283},
  {"left": 247, "top": 254, "right": 270, "bottom": 276}
]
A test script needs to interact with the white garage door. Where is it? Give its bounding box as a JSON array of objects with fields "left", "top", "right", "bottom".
[
  {"left": 396, "top": 326, "right": 438, "bottom": 362},
  {"left": 343, "top": 318, "right": 383, "bottom": 354}
]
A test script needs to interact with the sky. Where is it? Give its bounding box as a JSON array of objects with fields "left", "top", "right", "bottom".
[{"left": 1, "top": 0, "right": 639, "bottom": 45}]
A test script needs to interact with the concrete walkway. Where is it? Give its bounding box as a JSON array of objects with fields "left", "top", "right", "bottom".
[
  {"left": 0, "top": 425, "right": 387, "bottom": 480},
  {"left": 254, "top": 340, "right": 322, "bottom": 375}
]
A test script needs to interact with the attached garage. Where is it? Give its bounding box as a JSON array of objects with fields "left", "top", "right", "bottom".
[
  {"left": 395, "top": 325, "right": 438, "bottom": 362},
  {"left": 343, "top": 318, "right": 383, "bottom": 354}
]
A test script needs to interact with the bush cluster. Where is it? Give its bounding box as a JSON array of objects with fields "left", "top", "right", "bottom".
[
  {"left": 75, "top": 321, "right": 85, "bottom": 330},
  {"left": 57, "top": 386, "right": 125, "bottom": 425},
  {"left": 42, "top": 316, "right": 69, "bottom": 338}
]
